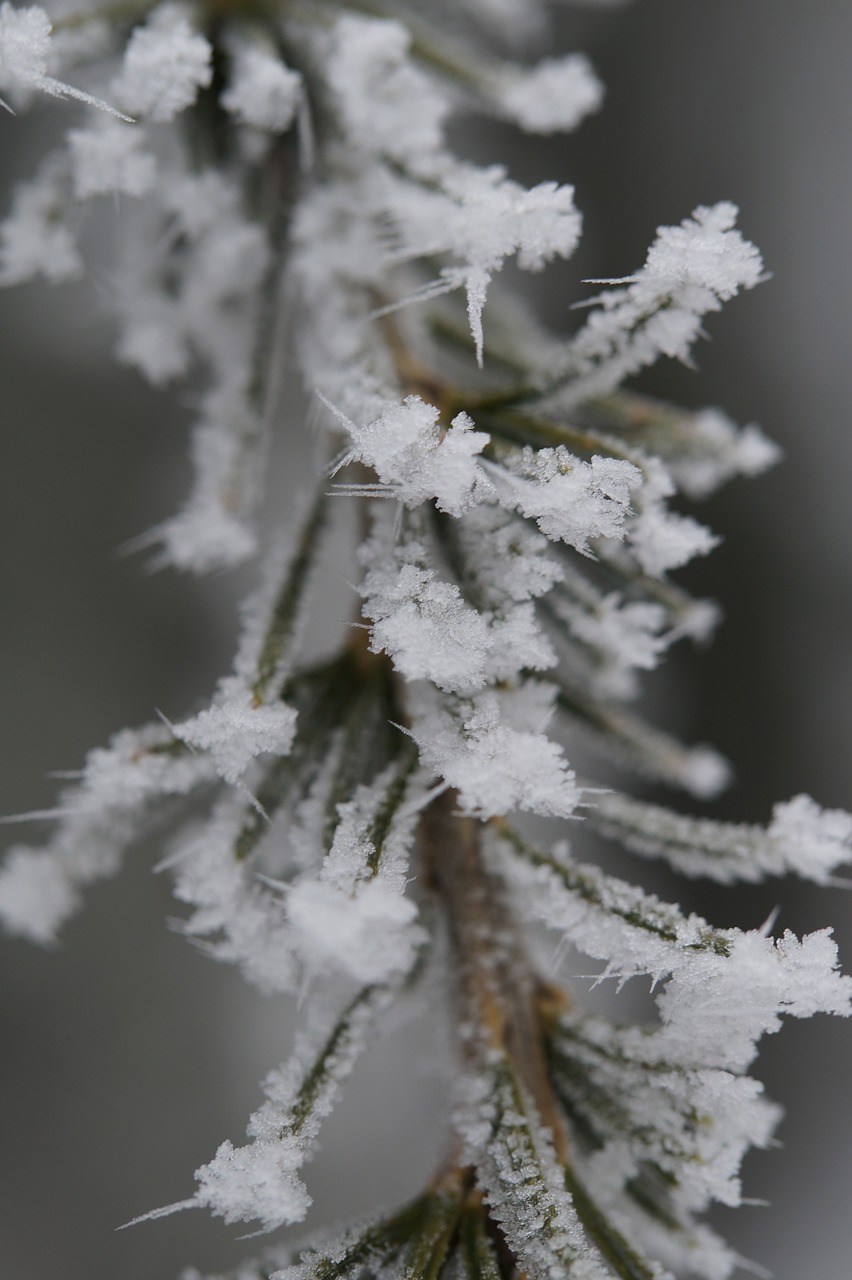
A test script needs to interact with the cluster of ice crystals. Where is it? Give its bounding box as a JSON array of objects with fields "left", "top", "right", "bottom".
[
  {"left": 0, "top": 1, "right": 116, "bottom": 110},
  {"left": 221, "top": 42, "right": 302, "bottom": 133},
  {"left": 0, "top": 155, "right": 81, "bottom": 284},
  {"left": 549, "top": 1009, "right": 780, "bottom": 1225},
  {"left": 152, "top": 425, "right": 262, "bottom": 570},
  {"left": 193, "top": 1137, "right": 311, "bottom": 1232},
  {"left": 112, "top": 5, "right": 211, "bottom": 123},
  {"left": 589, "top": 789, "right": 852, "bottom": 885},
  {"left": 456, "top": 1062, "right": 616, "bottom": 1280},
  {"left": 68, "top": 119, "right": 155, "bottom": 199},
  {"left": 454, "top": 505, "right": 564, "bottom": 605},
  {"left": 172, "top": 695, "right": 297, "bottom": 786},
  {"left": 495, "top": 829, "right": 851, "bottom": 1073},
  {"left": 497, "top": 54, "right": 604, "bottom": 134},
  {"left": 547, "top": 203, "right": 763, "bottom": 407},
  {"left": 287, "top": 766, "right": 425, "bottom": 985},
  {"left": 0, "top": 1, "right": 53, "bottom": 96},
  {"left": 326, "top": 14, "right": 449, "bottom": 163},
  {"left": 664, "top": 408, "right": 782, "bottom": 499},
  {"left": 288, "top": 878, "right": 421, "bottom": 985},
  {"left": 167, "top": 794, "right": 297, "bottom": 994},
  {"left": 645, "top": 202, "right": 764, "bottom": 301},
  {"left": 626, "top": 458, "right": 719, "bottom": 577},
  {"left": 553, "top": 586, "right": 669, "bottom": 698},
  {"left": 387, "top": 166, "right": 582, "bottom": 364},
  {"left": 411, "top": 686, "right": 580, "bottom": 819},
  {"left": 185, "top": 985, "right": 395, "bottom": 1232},
  {"left": 630, "top": 501, "right": 718, "bottom": 578},
  {"left": 493, "top": 447, "right": 640, "bottom": 553},
  {"left": 767, "top": 794, "right": 852, "bottom": 881},
  {"left": 359, "top": 514, "right": 556, "bottom": 700},
  {"left": 0, "top": 725, "right": 213, "bottom": 944},
  {"left": 0, "top": 847, "right": 80, "bottom": 946},
  {"left": 364, "top": 558, "right": 492, "bottom": 694},
  {"left": 334, "top": 396, "right": 492, "bottom": 516},
  {"left": 654, "top": 927, "right": 851, "bottom": 1073}
]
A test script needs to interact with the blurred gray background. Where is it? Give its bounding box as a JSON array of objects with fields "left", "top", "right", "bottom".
[{"left": 1, "top": 2, "right": 851, "bottom": 1277}]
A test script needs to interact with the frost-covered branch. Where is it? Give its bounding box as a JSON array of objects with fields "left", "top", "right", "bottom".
[{"left": 0, "top": 1, "right": 849, "bottom": 1278}]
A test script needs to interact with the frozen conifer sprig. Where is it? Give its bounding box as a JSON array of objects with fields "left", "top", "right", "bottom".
[{"left": 0, "top": 2, "right": 850, "bottom": 1278}]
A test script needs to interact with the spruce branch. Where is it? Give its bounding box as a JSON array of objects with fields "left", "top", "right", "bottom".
[{"left": 0, "top": 3, "right": 849, "bottom": 1278}]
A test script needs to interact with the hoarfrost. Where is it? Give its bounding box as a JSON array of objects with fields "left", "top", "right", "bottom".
[
  {"left": 335, "top": 396, "right": 492, "bottom": 516},
  {"left": 498, "top": 54, "right": 603, "bottom": 134},
  {"left": 112, "top": 5, "right": 212, "bottom": 123},
  {"left": 411, "top": 688, "right": 580, "bottom": 819},
  {"left": 172, "top": 695, "right": 296, "bottom": 785},
  {"left": 222, "top": 44, "right": 301, "bottom": 133}
]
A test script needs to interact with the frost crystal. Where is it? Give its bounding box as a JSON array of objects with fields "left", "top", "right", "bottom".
[
  {"left": 172, "top": 697, "right": 297, "bottom": 785},
  {"left": 0, "top": 158, "right": 81, "bottom": 283},
  {"left": 0, "top": 1, "right": 117, "bottom": 110},
  {"left": 364, "top": 561, "right": 492, "bottom": 694},
  {"left": 335, "top": 396, "right": 492, "bottom": 516},
  {"left": 0, "top": 847, "right": 79, "bottom": 945},
  {"left": 221, "top": 44, "right": 301, "bottom": 133},
  {"left": 494, "top": 447, "right": 640, "bottom": 552},
  {"left": 327, "top": 15, "right": 449, "bottom": 162},
  {"left": 194, "top": 1138, "right": 311, "bottom": 1231},
  {"left": 288, "top": 879, "right": 421, "bottom": 984},
  {"left": 456, "top": 1063, "right": 612, "bottom": 1280},
  {"left": 393, "top": 168, "right": 582, "bottom": 364},
  {"left": 497, "top": 54, "right": 604, "bottom": 133},
  {"left": 112, "top": 6, "right": 212, "bottom": 122},
  {"left": 412, "top": 688, "right": 580, "bottom": 818},
  {"left": 0, "top": 2, "right": 52, "bottom": 92},
  {"left": 68, "top": 121, "right": 156, "bottom": 198},
  {"left": 0, "top": 724, "right": 214, "bottom": 944},
  {"left": 544, "top": 203, "right": 764, "bottom": 407}
]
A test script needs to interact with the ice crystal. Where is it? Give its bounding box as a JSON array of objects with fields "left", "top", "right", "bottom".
[
  {"left": 112, "top": 5, "right": 211, "bottom": 123},
  {"left": 497, "top": 54, "right": 604, "bottom": 134},
  {"left": 0, "top": 1, "right": 117, "bottom": 111},
  {"left": 221, "top": 43, "right": 302, "bottom": 133}
]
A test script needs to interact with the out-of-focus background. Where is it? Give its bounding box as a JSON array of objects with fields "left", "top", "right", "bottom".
[{"left": 1, "top": 2, "right": 851, "bottom": 1277}]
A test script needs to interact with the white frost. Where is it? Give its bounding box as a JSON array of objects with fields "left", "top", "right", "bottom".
[
  {"left": 222, "top": 45, "right": 302, "bottom": 133},
  {"left": 172, "top": 694, "right": 296, "bottom": 785},
  {"left": 497, "top": 54, "right": 603, "bottom": 134},
  {"left": 68, "top": 120, "right": 156, "bottom": 198},
  {"left": 112, "top": 5, "right": 212, "bottom": 122},
  {"left": 548, "top": 203, "right": 764, "bottom": 407},
  {"left": 411, "top": 687, "right": 580, "bottom": 819},
  {"left": 0, "top": 1, "right": 119, "bottom": 111},
  {"left": 335, "top": 396, "right": 492, "bottom": 517}
]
